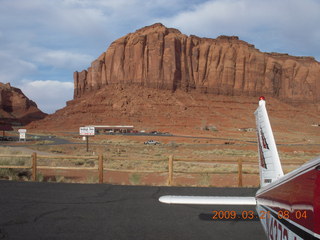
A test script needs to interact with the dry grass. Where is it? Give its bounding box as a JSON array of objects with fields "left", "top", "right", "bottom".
[
  {"left": 1, "top": 134, "right": 317, "bottom": 185},
  {"left": 11, "top": 137, "right": 315, "bottom": 173},
  {"left": 0, "top": 147, "right": 30, "bottom": 166},
  {"left": 0, "top": 147, "right": 31, "bottom": 180},
  {"left": 0, "top": 146, "right": 24, "bottom": 155}
]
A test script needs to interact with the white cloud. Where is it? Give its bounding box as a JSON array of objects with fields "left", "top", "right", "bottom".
[
  {"left": 160, "top": 0, "right": 320, "bottom": 59},
  {"left": 33, "top": 50, "right": 94, "bottom": 70},
  {"left": 0, "top": 52, "right": 37, "bottom": 84},
  {"left": 18, "top": 80, "right": 74, "bottom": 114}
]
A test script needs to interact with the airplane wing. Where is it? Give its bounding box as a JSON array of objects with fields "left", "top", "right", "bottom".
[
  {"left": 159, "top": 196, "right": 256, "bottom": 205},
  {"left": 158, "top": 96, "right": 320, "bottom": 240}
]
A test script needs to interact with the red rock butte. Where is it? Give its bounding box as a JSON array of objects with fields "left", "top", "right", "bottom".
[
  {"left": 74, "top": 23, "right": 320, "bottom": 103},
  {"left": 0, "top": 82, "right": 47, "bottom": 126}
]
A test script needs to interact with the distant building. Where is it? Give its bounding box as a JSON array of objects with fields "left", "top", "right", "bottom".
[{"left": 87, "top": 125, "right": 135, "bottom": 134}]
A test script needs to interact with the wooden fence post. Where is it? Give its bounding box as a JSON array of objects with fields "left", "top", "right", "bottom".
[
  {"left": 98, "top": 154, "right": 104, "bottom": 184},
  {"left": 32, "top": 152, "right": 37, "bottom": 181},
  {"left": 168, "top": 155, "right": 173, "bottom": 186},
  {"left": 238, "top": 158, "right": 243, "bottom": 187},
  {"left": 86, "top": 136, "right": 89, "bottom": 152}
]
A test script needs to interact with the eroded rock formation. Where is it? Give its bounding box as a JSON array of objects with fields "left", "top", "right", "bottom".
[
  {"left": 0, "top": 82, "right": 47, "bottom": 125},
  {"left": 74, "top": 23, "right": 320, "bottom": 103}
]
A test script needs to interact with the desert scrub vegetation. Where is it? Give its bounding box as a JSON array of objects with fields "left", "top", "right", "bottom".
[
  {"left": 0, "top": 158, "right": 28, "bottom": 167},
  {"left": 0, "top": 153, "right": 31, "bottom": 181},
  {"left": 0, "top": 147, "right": 31, "bottom": 180},
  {"left": 0, "top": 147, "right": 30, "bottom": 166},
  {"left": 279, "top": 151, "right": 318, "bottom": 163},
  {"left": 0, "top": 146, "right": 23, "bottom": 155},
  {"left": 193, "top": 149, "right": 257, "bottom": 157},
  {"left": 36, "top": 156, "right": 97, "bottom": 168},
  {"left": 198, "top": 173, "right": 211, "bottom": 186},
  {"left": 86, "top": 175, "right": 99, "bottom": 183},
  {"left": 173, "top": 160, "right": 259, "bottom": 175},
  {"left": 26, "top": 145, "right": 67, "bottom": 154},
  {"left": 34, "top": 140, "right": 55, "bottom": 145},
  {"left": 106, "top": 159, "right": 167, "bottom": 172},
  {"left": 0, "top": 159, "right": 31, "bottom": 181},
  {"left": 0, "top": 168, "right": 28, "bottom": 181},
  {"left": 174, "top": 161, "right": 239, "bottom": 174},
  {"left": 129, "top": 173, "right": 141, "bottom": 185}
]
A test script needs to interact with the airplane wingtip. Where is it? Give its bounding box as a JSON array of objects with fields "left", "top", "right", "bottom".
[
  {"left": 159, "top": 196, "right": 171, "bottom": 204},
  {"left": 259, "top": 96, "right": 266, "bottom": 101}
]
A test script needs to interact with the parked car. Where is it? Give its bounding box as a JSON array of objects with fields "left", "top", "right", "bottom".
[
  {"left": 0, "top": 136, "right": 14, "bottom": 141},
  {"left": 144, "top": 140, "right": 160, "bottom": 145}
]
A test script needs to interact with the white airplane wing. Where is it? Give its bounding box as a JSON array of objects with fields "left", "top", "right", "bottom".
[{"left": 159, "top": 196, "right": 256, "bottom": 205}]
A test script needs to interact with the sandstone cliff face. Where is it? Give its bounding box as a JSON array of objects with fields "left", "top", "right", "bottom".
[
  {"left": 0, "top": 82, "right": 47, "bottom": 125},
  {"left": 74, "top": 23, "right": 320, "bottom": 103}
]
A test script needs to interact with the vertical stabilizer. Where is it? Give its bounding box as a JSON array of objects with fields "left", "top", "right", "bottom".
[{"left": 254, "top": 97, "right": 283, "bottom": 187}]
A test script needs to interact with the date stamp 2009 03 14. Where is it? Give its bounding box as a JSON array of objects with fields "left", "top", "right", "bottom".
[{"left": 211, "top": 210, "right": 308, "bottom": 220}]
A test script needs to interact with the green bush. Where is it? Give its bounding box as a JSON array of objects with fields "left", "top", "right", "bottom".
[{"left": 129, "top": 173, "right": 141, "bottom": 185}]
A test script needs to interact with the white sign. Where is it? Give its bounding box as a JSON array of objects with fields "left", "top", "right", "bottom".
[
  {"left": 19, "top": 133, "right": 26, "bottom": 139},
  {"left": 18, "top": 129, "right": 27, "bottom": 133},
  {"left": 80, "top": 127, "right": 95, "bottom": 136}
]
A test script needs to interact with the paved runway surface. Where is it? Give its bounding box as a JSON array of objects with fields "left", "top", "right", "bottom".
[{"left": 0, "top": 181, "right": 266, "bottom": 240}]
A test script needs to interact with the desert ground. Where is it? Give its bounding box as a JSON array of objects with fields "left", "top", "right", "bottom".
[{"left": 1, "top": 114, "right": 319, "bottom": 187}]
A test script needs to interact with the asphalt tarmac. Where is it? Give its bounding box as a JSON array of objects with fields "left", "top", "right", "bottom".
[{"left": 0, "top": 181, "right": 266, "bottom": 240}]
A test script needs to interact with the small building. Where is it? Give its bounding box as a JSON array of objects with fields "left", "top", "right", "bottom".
[{"left": 87, "top": 125, "right": 135, "bottom": 134}]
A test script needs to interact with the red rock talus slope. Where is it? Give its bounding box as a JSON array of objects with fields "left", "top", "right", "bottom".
[
  {"left": 74, "top": 23, "right": 320, "bottom": 103},
  {"left": 29, "top": 84, "right": 320, "bottom": 145},
  {"left": 0, "top": 82, "right": 47, "bottom": 126}
]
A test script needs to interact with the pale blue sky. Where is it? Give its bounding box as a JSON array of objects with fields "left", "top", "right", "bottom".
[{"left": 1, "top": 0, "right": 319, "bottom": 113}]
